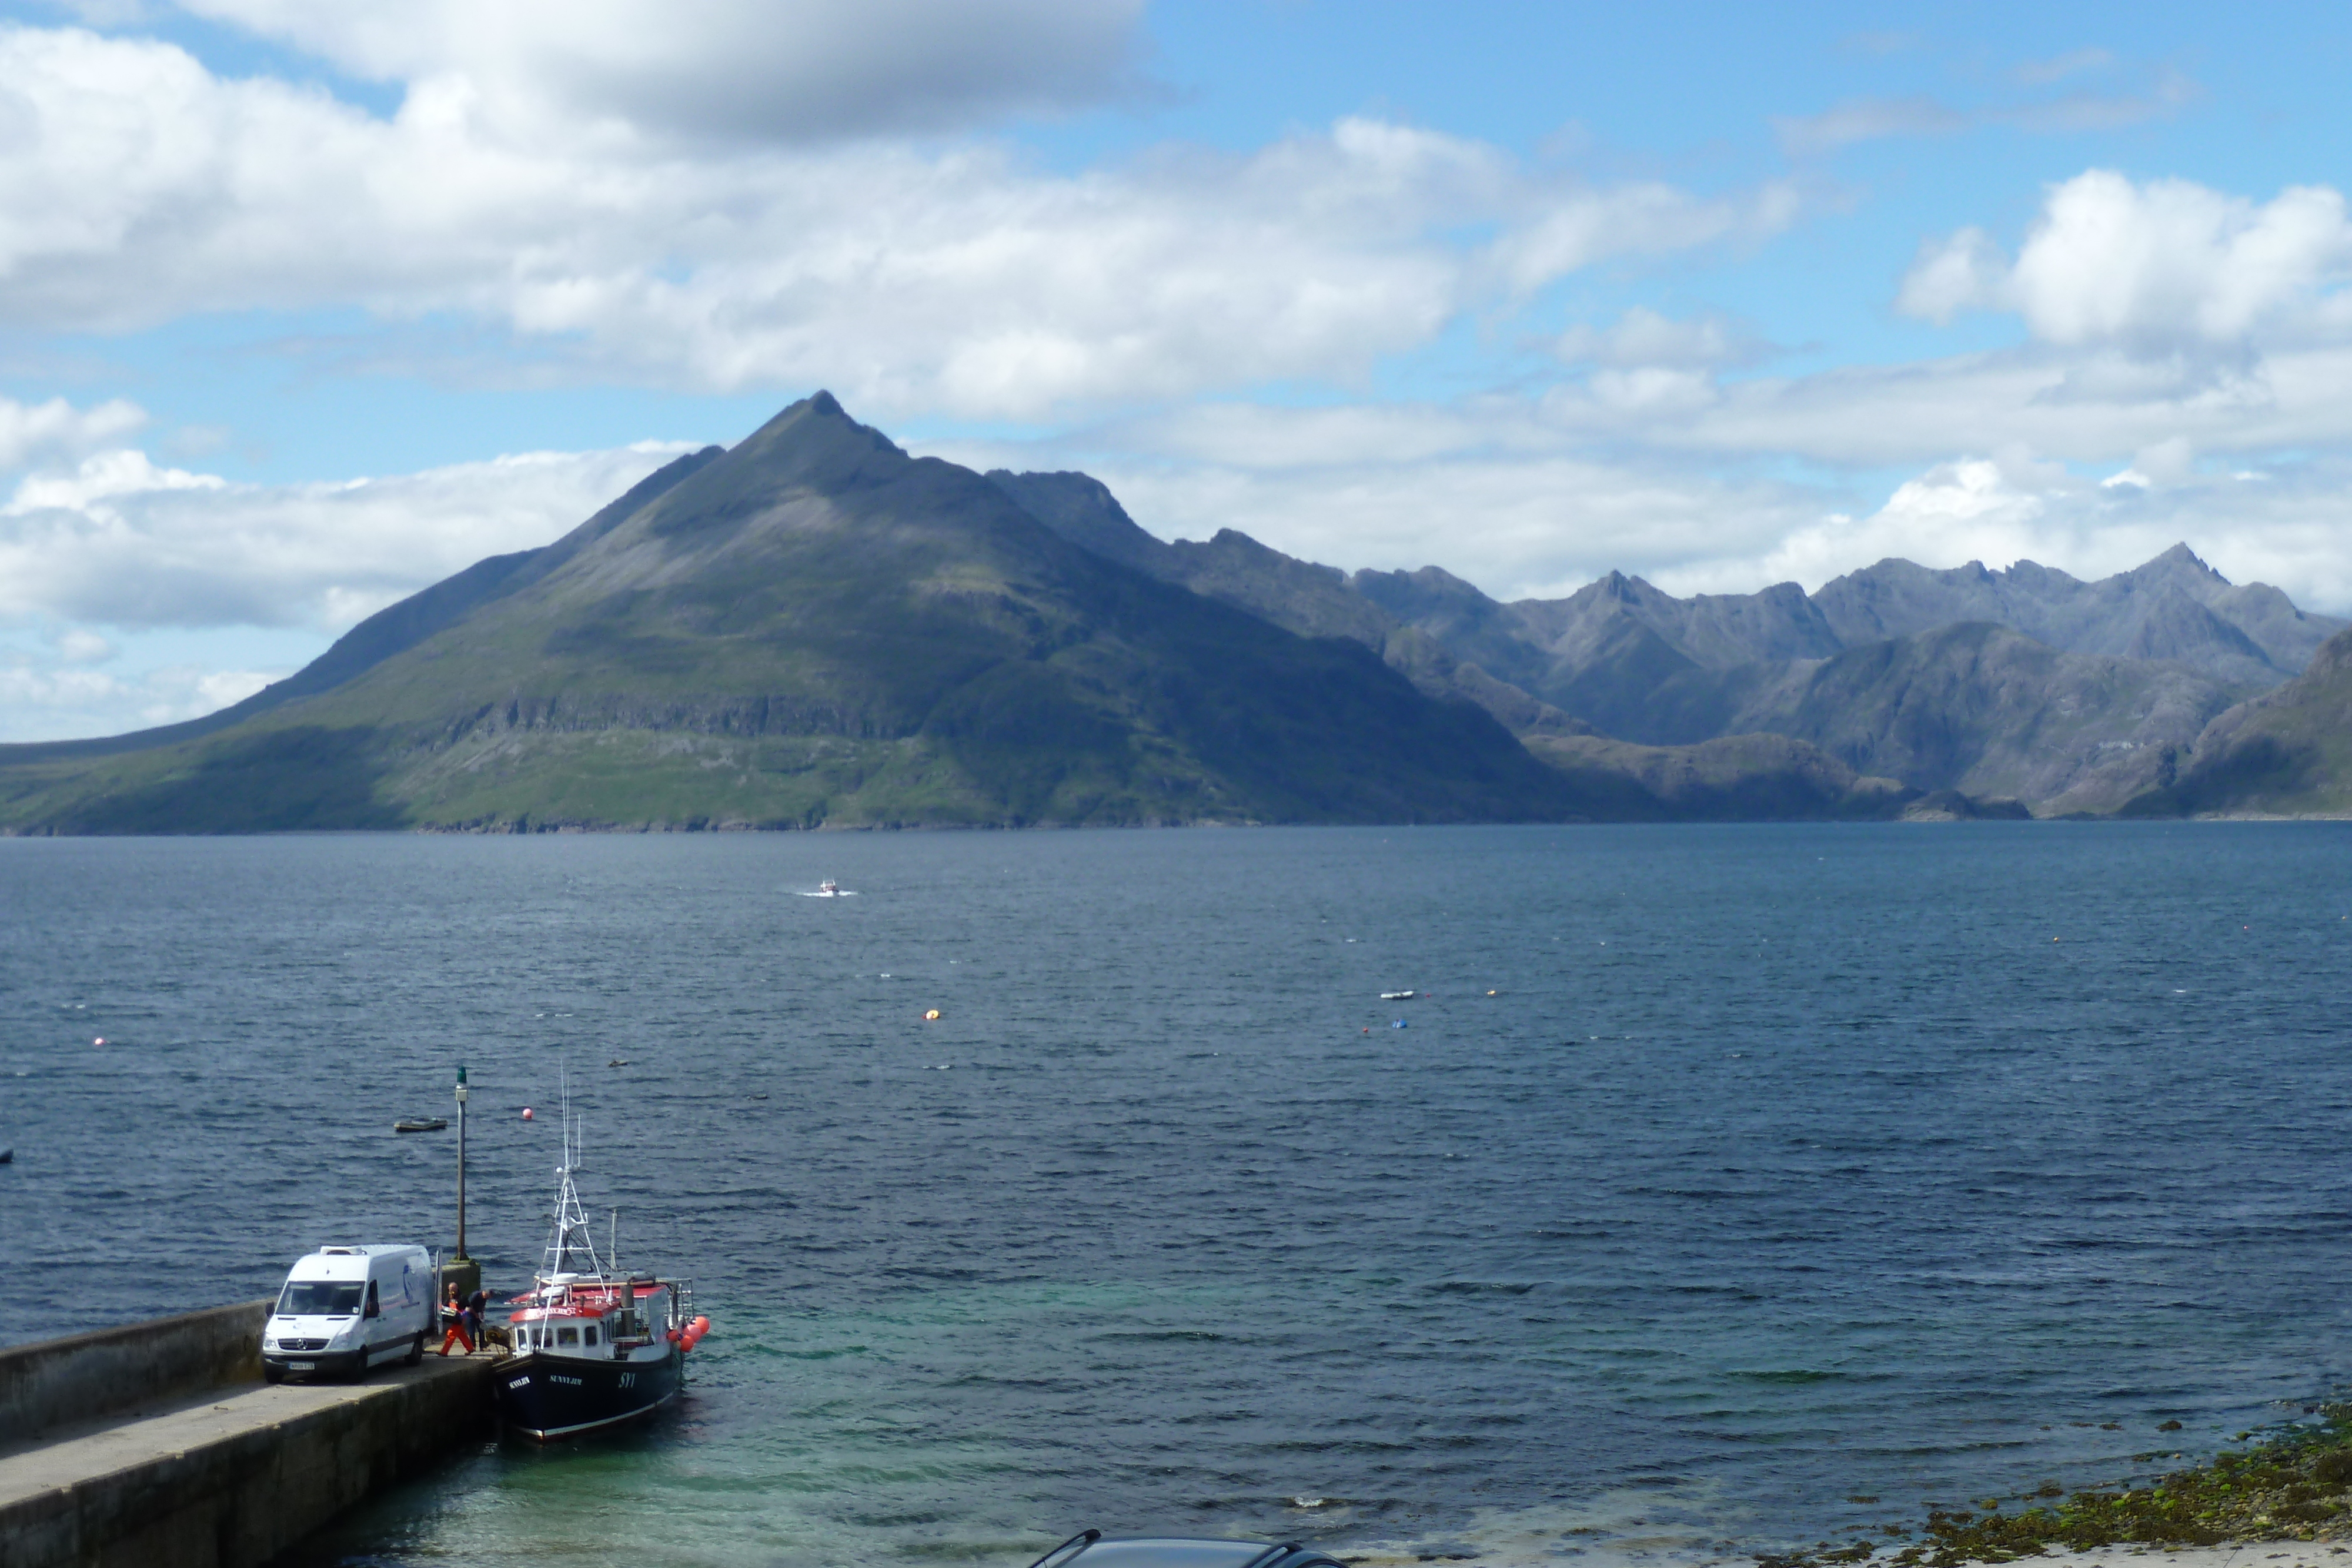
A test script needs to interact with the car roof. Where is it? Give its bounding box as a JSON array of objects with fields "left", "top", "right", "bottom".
[{"left": 1032, "top": 1533, "right": 1347, "bottom": 1568}]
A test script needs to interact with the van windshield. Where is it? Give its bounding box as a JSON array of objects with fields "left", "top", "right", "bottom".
[{"left": 278, "top": 1281, "right": 365, "bottom": 1316}]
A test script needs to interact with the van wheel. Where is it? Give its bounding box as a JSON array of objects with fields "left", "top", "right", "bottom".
[
  {"left": 263, "top": 1364, "right": 285, "bottom": 1385},
  {"left": 407, "top": 1333, "right": 425, "bottom": 1366}
]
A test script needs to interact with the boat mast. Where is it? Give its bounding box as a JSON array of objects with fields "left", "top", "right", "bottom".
[{"left": 540, "top": 1088, "right": 609, "bottom": 1283}]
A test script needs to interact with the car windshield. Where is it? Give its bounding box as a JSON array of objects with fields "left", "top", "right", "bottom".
[{"left": 278, "top": 1281, "right": 365, "bottom": 1316}]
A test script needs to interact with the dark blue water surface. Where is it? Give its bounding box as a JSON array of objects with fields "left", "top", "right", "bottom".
[{"left": 4, "top": 824, "right": 2351, "bottom": 1567}]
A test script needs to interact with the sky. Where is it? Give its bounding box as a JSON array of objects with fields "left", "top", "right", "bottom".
[{"left": 2, "top": 1, "right": 2350, "bottom": 740}]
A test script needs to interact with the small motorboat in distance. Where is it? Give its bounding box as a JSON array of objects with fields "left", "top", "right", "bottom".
[
  {"left": 803, "top": 878, "right": 856, "bottom": 898},
  {"left": 1379, "top": 990, "right": 1416, "bottom": 1001},
  {"left": 393, "top": 1116, "right": 449, "bottom": 1133},
  {"left": 493, "top": 1106, "right": 704, "bottom": 1440}
]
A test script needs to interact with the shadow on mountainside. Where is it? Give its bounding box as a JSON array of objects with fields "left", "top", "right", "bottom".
[{"left": 23, "top": 727, "right": 404, "bottom": 834}]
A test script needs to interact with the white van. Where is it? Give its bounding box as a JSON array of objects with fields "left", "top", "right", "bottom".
[{"left": 261, "top": 1244, "right": 436, "bottom": 1382}]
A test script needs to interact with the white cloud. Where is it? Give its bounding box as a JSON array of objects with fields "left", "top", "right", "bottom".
[
  {"left": 1775, "top": 96, "right": 1965, "bottom": 158},
  {"left": 2014, "top": 49, "right": 2115, "bottom": 87},
  {"left": 143, "top": 664, "right": 275, "bottom": 723},
  {"left": 53, "top": 626, "right": 113, "bottom": 661},
  {"left": 0, "top": 24, "right": 1793, "bottom": 417},
  {"left": 1773, "top": 70, "right": 2190, "bottom": 158},
  {"left": 0, "top": 646, "right": 294, "bottom": 742},
  {"left": 0, "top": 393, "right": 146, "bottom": 469},
  {"left": 179, "top": 0, "right": 1150, "bottom": 145},
  {"left": 939, "top": 363, "right": 2352, "bottom": 619},
  {"left": 0, "top": 658, "right": 124, "bottom": 713},
  {"left": 1653, "top": 456, "right": 2352, "bottom": 614},
  {"left": 1894, "top": 226, "right": 2006, "bottom": 325},
  {"left": 0, "top": 440, "right": 689, "bottom": 631},
  {"left": 1899, "top": 170, "right": 2352, "bottom": 351},
  {"left": 1557, "top": 307, "right": 1764, "bottom": 370},
  {"left": 934, "top": 404, "right": 1836, "bottom": 604},
  {"left": 8, "top": 449, "right": 223, "bottom": 514},
  {"left": 1588, "top": 366, "right": 1720, "bottom": 416}
]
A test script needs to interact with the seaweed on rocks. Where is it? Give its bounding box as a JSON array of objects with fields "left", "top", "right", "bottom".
[{"left": 1758, "top": 1404, "right": 2352, "bottom": 1568}]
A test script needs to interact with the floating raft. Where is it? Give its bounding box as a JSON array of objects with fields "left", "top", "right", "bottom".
[{"left": 392, "top": 1117, "right": 448, "bottom": 1134}]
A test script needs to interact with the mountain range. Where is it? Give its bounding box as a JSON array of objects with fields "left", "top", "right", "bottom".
[{"left": 2, "top": 393, "right": 2345, "bottom": 831}]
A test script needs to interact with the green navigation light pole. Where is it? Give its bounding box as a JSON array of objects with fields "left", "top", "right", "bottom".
[{"left": 455, "top": 1064, "right": 469, "bottom": 1263}]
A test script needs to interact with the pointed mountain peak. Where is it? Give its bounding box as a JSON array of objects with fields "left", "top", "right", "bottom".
[
  {"left": 2119, "top": 542, "right": 2229, "bottom": 590},
  {"left": 738, "top": 389, "right": 896, "bottom": 452},
  {"left": 673, "top": 390, "right": 911, "bottom": 506}
]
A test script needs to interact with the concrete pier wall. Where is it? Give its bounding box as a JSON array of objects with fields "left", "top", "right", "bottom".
[
  {"left": 0, "top": 1305, "right": 496, "bottom": 1568},
  {"left": 1, "top": 1356, "right": 492, "bottom": 1568},
  {"left": 0, "top": 1300, "right": 269, "bottom": 1445}
]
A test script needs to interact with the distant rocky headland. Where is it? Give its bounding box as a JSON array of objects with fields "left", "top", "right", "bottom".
[{"left": 2, "top": 392, "right": 2345, "bottom": 833}]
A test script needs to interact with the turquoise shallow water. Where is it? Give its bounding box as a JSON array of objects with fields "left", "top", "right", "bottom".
[{"left": 4, "top": 824, "right": 2351, "bottom": 1567}]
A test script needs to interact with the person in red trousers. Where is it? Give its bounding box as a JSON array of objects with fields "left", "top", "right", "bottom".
[{"left": 437, "top": 1283, "right": 475, "bottom": 1356}]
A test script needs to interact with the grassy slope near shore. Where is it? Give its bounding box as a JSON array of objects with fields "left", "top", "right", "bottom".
[{"left": 1763, "top": 1406, "right": 2352, "bottom": 1568}]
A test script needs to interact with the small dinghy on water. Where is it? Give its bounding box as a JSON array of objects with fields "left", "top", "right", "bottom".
[
  {"left": 494, "top": 1101, "right": 703, "bottom": 1440},
  {"left": 393, "top": 1117, "right": 449, "bottom": 1133}
]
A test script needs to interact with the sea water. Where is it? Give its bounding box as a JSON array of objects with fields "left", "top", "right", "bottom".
[{"left": 3, "top": 824, "right": 2350, "bottom": 1568}]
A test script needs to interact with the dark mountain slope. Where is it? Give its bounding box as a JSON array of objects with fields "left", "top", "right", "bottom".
[
  {"left": 2119, "top": 624, "right": 2352, "bottom": 817},
  {"left": 1715, "top": 623, "right": 2245, "bottom": 813},
  {"left": 0, "top": 396, "right": 1593, "bottom": 832},
  {"left": 988, "top": 470, "right": 1593, "bottom": 738},
  {"left": 987, "top": 472, "right": 1931, "bottom": 819},
  {"left": 1521, "top": 730, "right": 1915, "bottom": 821}
]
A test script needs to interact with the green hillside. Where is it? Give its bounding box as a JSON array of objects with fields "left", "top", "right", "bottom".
[
  {"left": 0, "top": 395, "right": 1593, "bottom": 832},
  {"left": 2119, "top": 624, "right": 2352, "bottom": 817}
]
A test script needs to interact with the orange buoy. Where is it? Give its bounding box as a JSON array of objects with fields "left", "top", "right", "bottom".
[
  {"left": 680, "top": 1315, "right": 712, "bottom": 1351},
  {"left": 521, "top": 1107, "right": 534, "bottom": 1121}
]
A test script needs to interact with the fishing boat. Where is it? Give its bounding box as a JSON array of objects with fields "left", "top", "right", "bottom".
[{"left": 492, "top": 1110, "right": 708, "bottom": 1440}]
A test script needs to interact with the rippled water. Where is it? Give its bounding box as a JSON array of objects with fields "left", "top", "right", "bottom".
[{"left": 5, "top": 824, "right": 2351, "bottom": 1568}]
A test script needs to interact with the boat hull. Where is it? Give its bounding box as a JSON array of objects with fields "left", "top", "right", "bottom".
[{"left": 493, "top": 1345, "right": 683, "bottom": 1440}]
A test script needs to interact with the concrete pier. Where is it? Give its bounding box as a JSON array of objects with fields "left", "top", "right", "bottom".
[
  {"left": 2, "top": 1300, "right": 275, "bottom": 1442},
  {"left": 0, "top": 1305, "right": 495, "bottom": 1568}
]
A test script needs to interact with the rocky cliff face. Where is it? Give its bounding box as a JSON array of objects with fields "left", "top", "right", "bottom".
[
  {"left": 987, "top": 463, "right": 2340, "bottom": 815},
  {"left": 1810, "top": 545, "right": 2339, "bottom": 686}
]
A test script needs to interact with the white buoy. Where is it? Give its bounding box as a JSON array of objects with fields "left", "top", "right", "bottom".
[{"left": 522, "top": 1107, "right": 535, "bottom": 1121}]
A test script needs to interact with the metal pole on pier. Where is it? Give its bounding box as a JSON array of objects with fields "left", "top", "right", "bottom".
[{"left": 455, "top": 1064, "right": 470, "bottom": 1262}]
